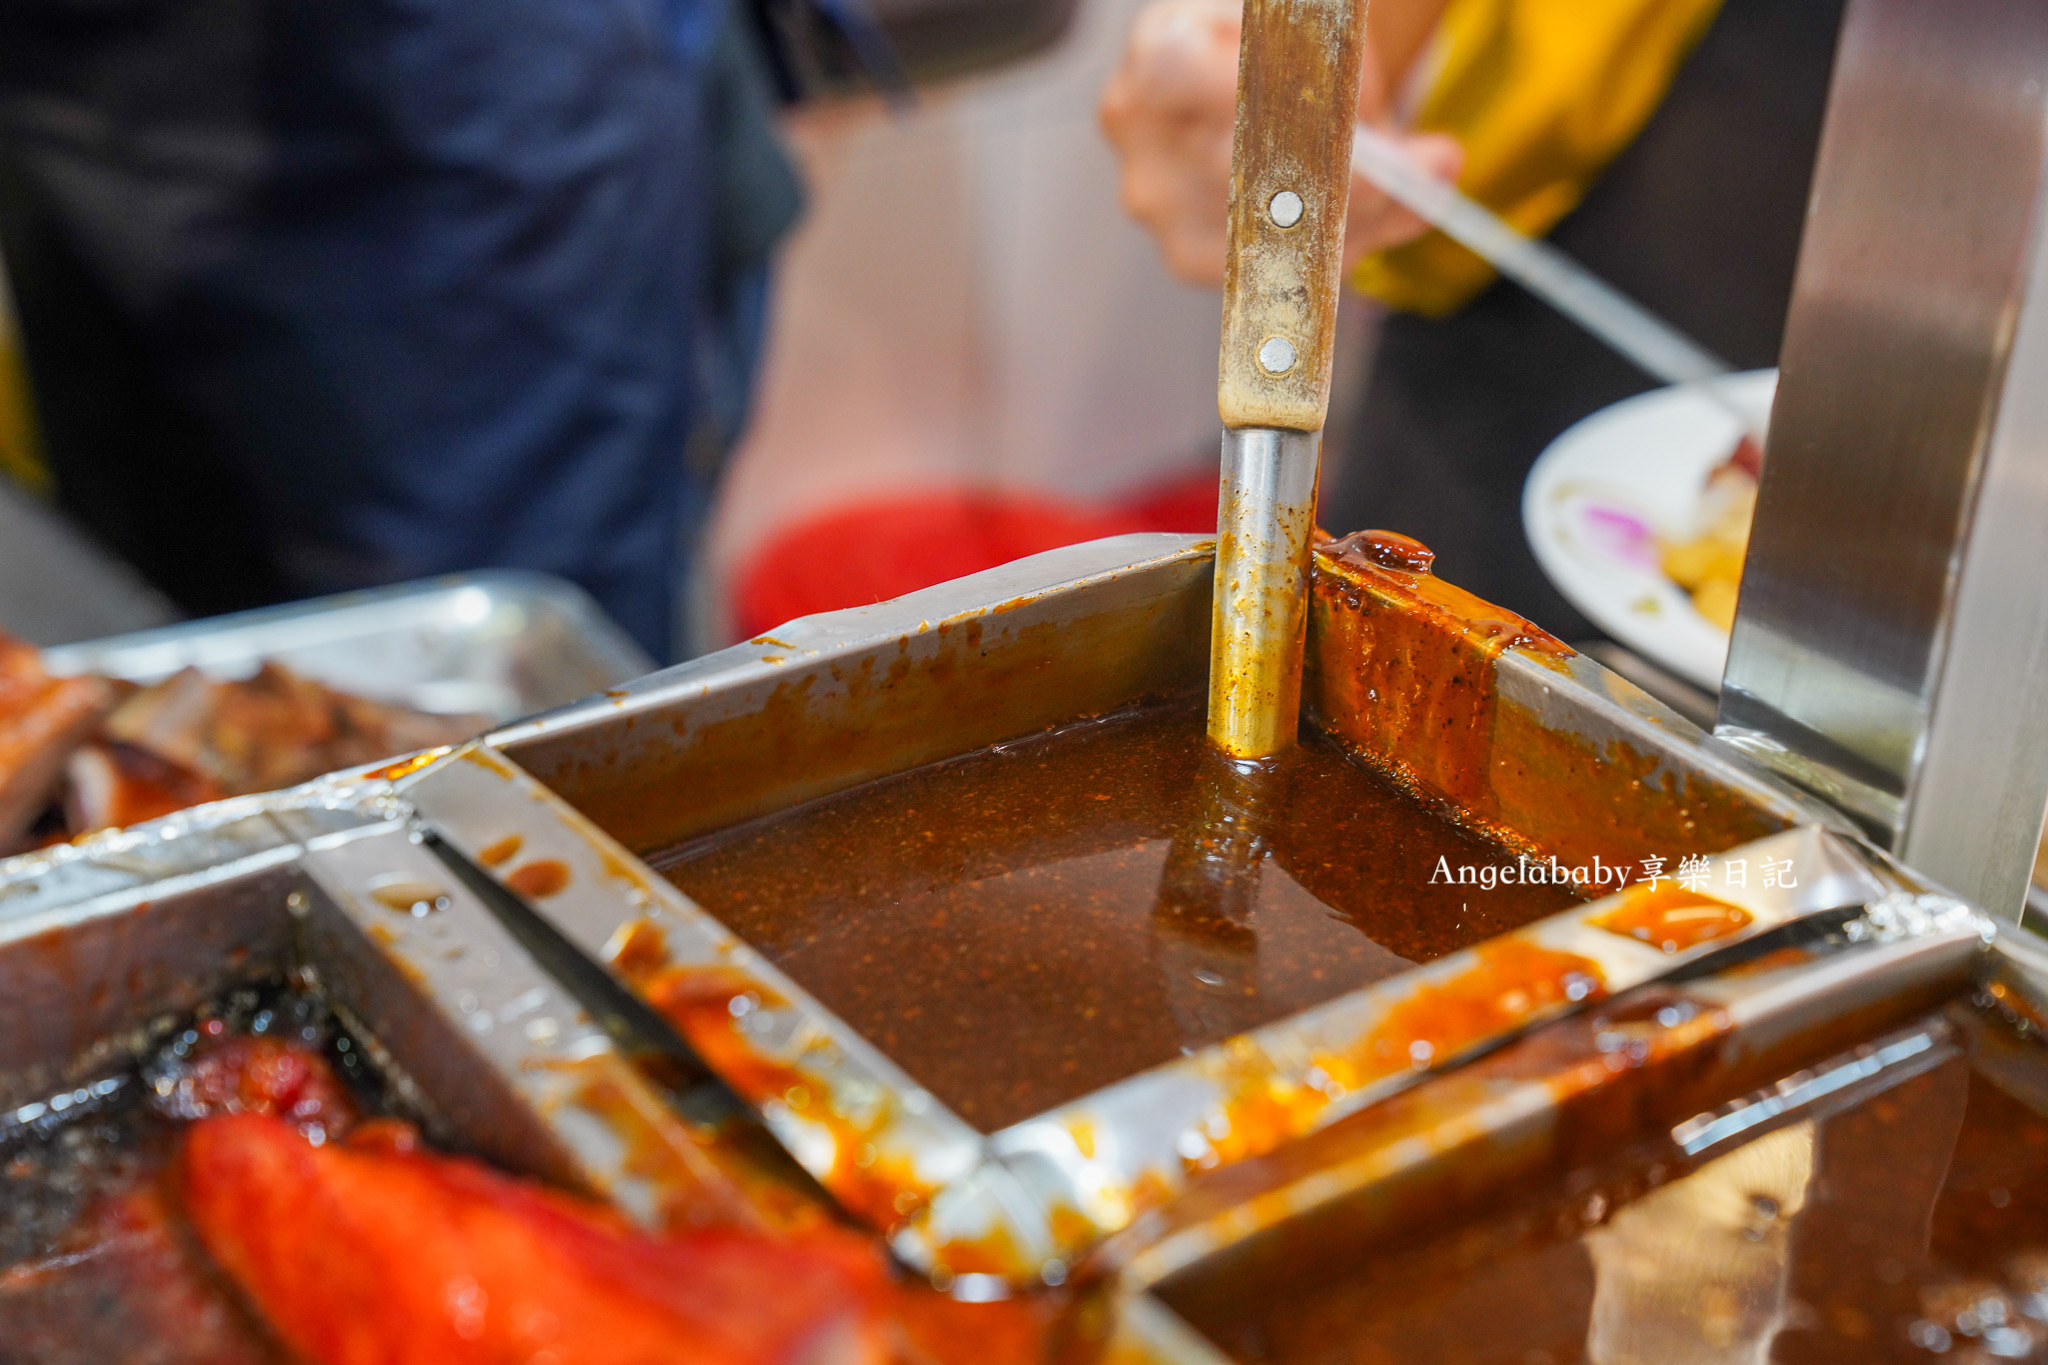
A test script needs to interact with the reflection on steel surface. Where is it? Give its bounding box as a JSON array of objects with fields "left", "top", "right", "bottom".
[
  {"left": 1107, "top": 903, "right": 1993, "bottom": 1295},
  {"left": 1586, "top": 1121, "right": 1815, "bottom": 1365},
  {"left": 1673, "top": 1023, "right": 1950, "bottom": 1159},
  {"left": 1718, "top": 0, "right": 2048, "bottom": 918},
  {"left": 1209, "top": 428, "right": 1320, "bottom": 758},
  {"left": 41, "top": 571, "right": 651, "bottom": 723}
]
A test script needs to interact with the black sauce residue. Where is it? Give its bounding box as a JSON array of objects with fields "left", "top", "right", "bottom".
[{"left": 0, "top": 980, "right": 405, "bottom": 1364}]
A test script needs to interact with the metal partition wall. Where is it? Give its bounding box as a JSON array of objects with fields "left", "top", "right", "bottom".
[{"left": 1718, "top": 0, "right": 2048, "bottom": 919}]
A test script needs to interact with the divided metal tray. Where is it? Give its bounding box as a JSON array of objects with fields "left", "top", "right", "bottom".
[
  {"left": 0, "top": 801, "right": 734, "bottom": 1230},
  {"left": 393, "top": 533, "right": 1926, "bottom": 1285},
  {"left": 0, "top": 532, "right": 2030, "bottom": 1365},
  {"left": 0, "top": 764, "right": 1205, "bottom": 1363}
]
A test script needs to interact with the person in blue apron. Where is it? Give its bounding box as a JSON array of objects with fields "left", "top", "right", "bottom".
[{"left": 0, "top": 0, "right": 802, "bottom": 660}]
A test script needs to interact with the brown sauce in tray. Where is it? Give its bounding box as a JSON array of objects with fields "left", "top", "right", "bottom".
[
  {"left": 651, "top": 698, "right": 1582, "bottom": 1133},
  {"left": 1164, "top": 1009, "right": 2048, "bottom": 1365}
]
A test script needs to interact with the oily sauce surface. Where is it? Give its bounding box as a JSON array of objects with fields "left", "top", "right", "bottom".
[{"left": 652, "top": 699, "right": 1580, "bottom": 1132}]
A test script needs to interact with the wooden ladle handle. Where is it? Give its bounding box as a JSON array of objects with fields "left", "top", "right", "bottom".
[{"left": 1216, "top": 0, "right": 1370, "bottom": 432}]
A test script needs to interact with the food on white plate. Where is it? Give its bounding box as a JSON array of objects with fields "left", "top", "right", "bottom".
[{"left": 1659, "top": 435, "right": 1761, "bottom": 631}]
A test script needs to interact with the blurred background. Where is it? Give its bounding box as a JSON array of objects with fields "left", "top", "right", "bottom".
[
  {"left": 696, "top": 0, "right": 1230, "bottom": 650},
  {"left": 0, "top": 0, "right": 1236, "bottom": 659},
  {"left": 0, "top": 0, "right": 1842, "bottom": 729}
]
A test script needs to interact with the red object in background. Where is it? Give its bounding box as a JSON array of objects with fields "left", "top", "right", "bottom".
[
  {"left": 182, "top": 1113, "right": 890, "bottom": 1365},
  {"left": 729, "top": 471, "right": 1218, "bottom": 643}
]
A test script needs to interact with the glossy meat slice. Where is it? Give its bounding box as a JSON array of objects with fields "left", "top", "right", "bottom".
[
  {"left": 105, "top": 661, "right": 484, "bottom": 796},
  {"left": 183, "top": 1113, "right": 891, "bottom": 1365},
  {"left": 0, "top": 629, "right": 113, "bottom": 847},
  {"left": 63, "top": 741, "right": 226, "bottom": 836}
]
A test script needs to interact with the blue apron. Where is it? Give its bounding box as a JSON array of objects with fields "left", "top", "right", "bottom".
[{"left": 0, "top": 0, "right": 800, "bottom": 658}]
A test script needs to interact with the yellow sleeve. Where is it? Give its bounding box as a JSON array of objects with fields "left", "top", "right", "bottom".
[
  {"left": 1352, "top": 0, "right": 1724, "bottom": 317},
  {"left": 0, "top": 269, "right": 50, "bottom": 496}
]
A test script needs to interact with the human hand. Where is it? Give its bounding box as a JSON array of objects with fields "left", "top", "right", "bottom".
[{"left": 1099, "top": 0, "right": 1462, "bottom": 288}]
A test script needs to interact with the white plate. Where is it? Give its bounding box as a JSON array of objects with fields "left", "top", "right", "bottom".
[{"left": 1522, "top": 369, "right": 1777, "bottom": 693}]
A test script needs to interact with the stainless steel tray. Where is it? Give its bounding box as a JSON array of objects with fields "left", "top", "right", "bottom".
[
  {"left": 0, "top": 807, "right": 740, "bottom": 1226},
  {"left": 1122, "top": 896, "right": 2032, "bottom": 1365},
  {"left": 39, "top": 571, "right": 652, "bottom": 723},
  {"left": 1105, "top": 891, "right": 2002, "bottom": 1291},
  {"left": 396, "top": 534, "right": 1908, "bottom": 1286},
  {"left": 0, "top": 533, "right": 2011, "bottom": 1361},
  {"left": 0, "top": 760, "right": 1217, "bottom": 1364}
]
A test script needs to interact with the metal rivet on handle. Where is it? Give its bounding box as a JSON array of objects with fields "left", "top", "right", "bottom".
[
  {"left": 1268, "top": 190, "right": 1304, "bottom": 228},
  {"left": 1257, "top": 336, "right": 1297, "bottom": 374}
]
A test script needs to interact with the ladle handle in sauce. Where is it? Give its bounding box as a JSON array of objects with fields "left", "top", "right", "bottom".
[
  {"left": 1215, "top": 0, "right": 1370, "bottom": 432},
  {"left": 1209, "top": 0, "right": 1365, "bottom": 757},
  {"left": 1209, "top": 426, "right": 1320, "bottom": 757}
]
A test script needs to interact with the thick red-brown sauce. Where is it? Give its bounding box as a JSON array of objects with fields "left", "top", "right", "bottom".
[
  {"left": 1308, "top": 530, "right": 1573, "bottom": 820},
  {"left": 504, "top": 857, "right": 571, "bottom": 898},
  {"left": 1304, "top": 533, "right": 1783, "bottom": 873},
  {"left": 652, "top": 699, "right": 1581, "bottom": 1133},
  {"left": 1347, "top": 938, "right": 1607, "bottom": 1086},
  {"left": 1164, "top": 1013, "right": 2048, "bottom": 1365},
  {"left": 1594, "top": 880, "right": 1754, "bottom": 954}
]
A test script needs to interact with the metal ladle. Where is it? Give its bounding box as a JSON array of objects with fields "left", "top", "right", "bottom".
[{"left": 1206, "top": 0, "right": 1369, "bottom": 759}]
